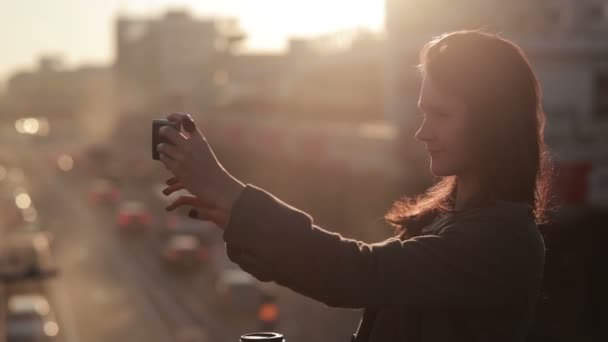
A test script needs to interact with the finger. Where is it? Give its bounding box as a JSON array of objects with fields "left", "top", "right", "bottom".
[
  {"left": 188, "top": 209, "right": 199, "bottom": 219},
  {"left": 167, "top": 113, "right": 208, "bottom": 143},
  {"left": 162, "top": 182, "right": 185, "bottom": 196},
  {"left": 188, "top": 207, "right": 227, "bottom": 228},
  {"left": 157, "top": 143, "right": 181, "bottom": 160},
  {"left": 159, "top": 126, "right": 185, "bottom": 146},
  {"left": 167, "top": 112, "right": 196, "bottom": 133},
  {"left": 194, "top": 207, "right": 228, "bottom": 228},
  {"left": 165, "top": 196, "right": 201, "bottom": 211},
  {"left": 159, "top": 153, "right": 177, "bottom": 171},
  {"left": 167, "top": 112, "right": 193, "bottom": 123},
  {"left": 165, "top": 177, "right": 180, "bottom": 186},
  {"left": 182, "top": 116, "right": 196, "bottom": 133}
]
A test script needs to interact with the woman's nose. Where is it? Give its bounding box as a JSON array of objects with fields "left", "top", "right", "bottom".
[{"left": 414, "top": 118, "right": 434, "bottom": 143}]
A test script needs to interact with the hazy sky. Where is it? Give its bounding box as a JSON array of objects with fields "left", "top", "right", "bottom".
[{"left": 0, "top": 0, "right": 384, "bottom": 85}]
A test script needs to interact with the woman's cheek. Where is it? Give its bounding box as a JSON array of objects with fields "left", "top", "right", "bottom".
[
  {"left": 443, "top": 128, "right": 469, "bottom": 173},
  {"left": 454, "top": 132, "right": 476, "bottom": 173}
]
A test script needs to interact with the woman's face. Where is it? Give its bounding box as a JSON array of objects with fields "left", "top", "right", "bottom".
[{"left": 415, "top": 75, "right": 471, "bottom": 177}]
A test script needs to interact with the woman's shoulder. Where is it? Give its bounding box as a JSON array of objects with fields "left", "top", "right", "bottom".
[
  {"left": 452, "top": 199, "right": 533, "bottom": 223},
  {"left": 444, "top": 201, "right": 544, "bottom": 258},
  {"left": 441, "top": 199, "right": 537, "bottom": 238}
]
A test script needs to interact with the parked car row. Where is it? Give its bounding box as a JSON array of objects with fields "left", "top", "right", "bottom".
[
  {"left": 0, "top": 163, "right": 60, "bottom": 342},
  {"left": 6, "top": 294, "right": 59, "bottom": 342}
]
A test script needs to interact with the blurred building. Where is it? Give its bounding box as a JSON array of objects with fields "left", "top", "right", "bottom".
[
  {"left": 385, "top": 0, "right": 608, "bottom": 211},
  {"left": 114, "top": 9, "right": 242, "bottom": 115},
  {"left": 214, "top": 53, "right": 289, "bottom": 115},
  {"left": 114, "top": 9, "right": 387, "bottom": 125},
  {"left": 4, "top": 56, "right": 112, "bottom": 119},
  {"left": 217, "top": 29, "right": 386, "bottom": 123},
  {"left": 280, "top": 30, "right": 386, "bottom": 123},
  {"left": 209, "top": 29, "right": 393, "bottom": 175},
  {"left": 1, "top": 56, "right": 113, "bottom": 141}
]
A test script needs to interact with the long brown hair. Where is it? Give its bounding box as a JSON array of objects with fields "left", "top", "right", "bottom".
[{"left": 385, "top": 30, "right": 554, "bottom": 240}]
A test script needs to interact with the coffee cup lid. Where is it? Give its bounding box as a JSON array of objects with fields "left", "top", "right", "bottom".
[{"left": 240, "top": 332, "right": 284, "bottom": 341}]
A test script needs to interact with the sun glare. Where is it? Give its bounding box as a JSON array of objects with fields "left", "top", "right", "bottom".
[{"left": 122, "top": 0, "right": 385, "bottom": 49}]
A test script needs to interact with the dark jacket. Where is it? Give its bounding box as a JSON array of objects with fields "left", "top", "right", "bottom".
[{"left": 223, "top": 184, "right": 546, "bottom": 342}]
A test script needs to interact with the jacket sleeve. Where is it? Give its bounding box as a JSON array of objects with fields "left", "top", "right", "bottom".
[{"left": 222, "top": 184, "right": 537, "bottom": 310}]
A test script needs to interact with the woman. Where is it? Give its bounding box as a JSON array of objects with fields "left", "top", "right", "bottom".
[{"left": 157, "top": 30, "right": 552, "bottom": 342}]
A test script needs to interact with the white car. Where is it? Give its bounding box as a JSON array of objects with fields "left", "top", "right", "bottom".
[
  {"left": 6, "top": 294, "right": 59, "bottom": 341},
  {"left": 164, "top": 214, "right": 217, "bottom": 244},
  {"left": 162, "top": 234, "right": 208, "bottom": 271}
]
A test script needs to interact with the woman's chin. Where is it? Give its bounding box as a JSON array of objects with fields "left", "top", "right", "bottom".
[{"left": 430, "top": 164, "right": 454, "bottom": 177}]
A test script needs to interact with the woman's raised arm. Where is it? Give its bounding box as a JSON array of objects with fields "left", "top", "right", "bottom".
[{"left": 222, "top": 184, "right": 542, "bottom": 311}]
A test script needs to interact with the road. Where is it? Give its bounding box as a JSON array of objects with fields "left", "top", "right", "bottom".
[{"left": 19, "top": 144, "right": 361, "bottom": 342}]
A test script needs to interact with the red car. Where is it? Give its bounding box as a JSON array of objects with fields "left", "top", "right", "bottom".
[
  {"left": 88, "top": 179, "right": 120, "bottom": 206},
  {"left": 116, "top": 201, "right": 152, "bottom": 233},
  {"left": 162, "top": 234, "right": 208, "bottom": 271}
]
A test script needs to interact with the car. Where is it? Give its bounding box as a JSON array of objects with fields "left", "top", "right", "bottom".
[
  {"left": 1, "top": 232, "right": 54, "bottom": 277},
  {"left": 6, "top": 294, "right": 59, "bottom": 341},
  {"left": 116, "top": 201, "right": 152, "bottom": 233},
  {"left": 257, "top": 290, "right": 280, "bottom": 332},
  {"left": 164, "top": 214, "right": 218, "bottom": 245},
  {"left": 162, "top": 234, "right": 208, "bottom": 271},
  {"left": 88, "top": 179, "right": 120, "bottom": 206},
  {"left": 214, "top": 267, "right": 281, "bottom": 327},
  {"left": 215, "top": 268, "right": 264, "bottom": 313}
]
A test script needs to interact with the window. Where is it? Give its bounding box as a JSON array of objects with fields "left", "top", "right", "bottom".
[
  {"left": 510, "top": 3, "right": 562, "bottom": 34},
  {"left": 582, "top": 2, "right": 606, "bottom": 24},
  {"left": 592, "top": 71, "right": 608, "bottom": 119}
]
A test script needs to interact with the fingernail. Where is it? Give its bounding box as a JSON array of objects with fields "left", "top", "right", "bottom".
[{"left": 182, "top": 117, "right": 195, "bottom": 133}]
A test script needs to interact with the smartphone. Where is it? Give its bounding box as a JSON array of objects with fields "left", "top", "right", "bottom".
[{"left": 152, "top": 119, "right": 180, "bottom": 160}]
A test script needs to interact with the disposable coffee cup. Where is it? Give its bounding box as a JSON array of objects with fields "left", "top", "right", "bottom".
[{"left": 240, "top": 332, "right": 285, "bottom": 341}]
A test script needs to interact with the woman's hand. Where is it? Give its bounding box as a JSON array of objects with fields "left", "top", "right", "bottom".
[
  {"left": 163, "top": 177, "right": 230, "bottom": 229},
  {"left": 156, "top": 112, "right": 245, "bottom": 220}
]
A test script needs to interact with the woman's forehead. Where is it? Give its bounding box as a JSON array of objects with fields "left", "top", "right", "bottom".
[{"left": 418, "top": 76, "right": 467, "bottom": 113}]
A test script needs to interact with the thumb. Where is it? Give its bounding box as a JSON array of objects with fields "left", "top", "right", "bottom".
[{"left": 188, "top": 207, "right": 228, "bottom": 229}]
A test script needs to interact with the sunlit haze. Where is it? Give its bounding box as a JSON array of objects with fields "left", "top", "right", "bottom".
[{"left": 0, "top": 0, "right": 385, "bottom": 85}]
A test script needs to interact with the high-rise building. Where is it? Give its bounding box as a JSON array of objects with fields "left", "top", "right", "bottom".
[{"left": 115, "top": 10, "right": 237, "bottom": 115}]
